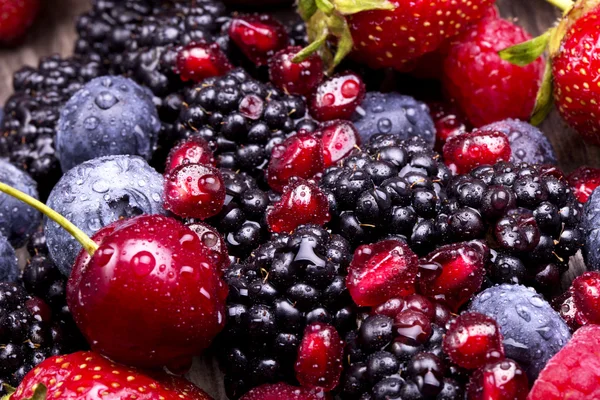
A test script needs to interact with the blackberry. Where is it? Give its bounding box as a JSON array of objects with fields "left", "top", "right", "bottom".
[
  {"left": 218, "top": 225, "right": 355, "bottom": 398},
  {"left": 444, "top": 162, "right": 584, "bottom": 297},
  {"left": 206, "top": 169, "right": 272, "bottom": 260},
  {"left": 320, "top": 134, "right": 452, "bottom": 252},
  {"left": 176, "top": 68, "right": 312, "bottom": 181},
  {"left": 0, "top": 55, "right": 105, "bottom": 199},
  {"left": 340, "top": 297, "right": 464, "bottom": 400},
  {"left": 0, "top": 257, "right": 86, "bottom": 393}
]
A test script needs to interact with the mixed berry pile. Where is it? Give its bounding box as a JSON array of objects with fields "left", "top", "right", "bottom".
[{"left": 1, "top": 0, "right": 600, "bottom": 399}]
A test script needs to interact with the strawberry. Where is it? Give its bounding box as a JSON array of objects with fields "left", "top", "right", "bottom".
[
  {"left": 294, "top": 0, "right": 496, "bottom": 72},
  {"left": 6, "top": 351, "right": 212, "bottom": 400},
  {"left": 0, "top": 0, "right": 40, "bottom": 45}
]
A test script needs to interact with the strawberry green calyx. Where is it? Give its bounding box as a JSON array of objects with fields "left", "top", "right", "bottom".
[
  {"left": 547, "top": 0, "right": 575, "bottom": 13},
  {"left": 1, "top": 384, "right": 47, "bottom": 400},
  {"left": 0, "top": 182, "right": 98, "bottom": 256},
  {"left": 294, "top": 0, "right": 395, "bottom": 72}
]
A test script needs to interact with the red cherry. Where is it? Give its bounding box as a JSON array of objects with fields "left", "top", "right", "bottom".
[
  {"left": 164, "top": 163, "right": 226, "bottom": 219},
  {"left": 176, "top": 42, "right": 232, "bottom": 83},
  {"left": 443, "top": 130, "right": 511, "bottom": 174},
  {"left": 346, "top": 240, "right": 419, "bottom": 307},
  {"left": 315, "top": 120, "right": 360, "bottom": 167},
  {"left": 571, "top": 271, "right": 600, "bottom": 324},
  {"left": 166, "top": 136, "right": 216, "bottom": 172},
  {"left": 443, "top": 312, "right": 505, "bottom": 370},
  {"left": 267, "top": 132, "right": 325, "bottom": 192},
  {"left": 67, "top": 215, "right": 228, "bottom": 369},
  {"left": 417, "top": 241, "right": 487, "bottom": 311},
  {"left": 187, "top": 222, "right": 230, "bottom": 271},
  {"left": 466, "top": 359, "right": 528, "bottom": 400},
  {"left": 240, "top": 383, "right": 323, "bottom": 400},
  {"left": 310, "top": 72, "right": 365, "bottom": 122},
  {"left": 269, "top": 46, "right": 324, "bottom": 96},
  {"left": 295, "top": 323, "right": 344, "bottom": 391},
  {"left": 267, "top": 178, "right": 330, "bottom": 233},
  {"left": 568, "top": 166, "right": 600, "bottom": 203},
  {"left": 429, "top": 102, "right": 468, "bottom": 152},
  {"left": 228, "top": 14, "right": 289, "bottom": 66}
]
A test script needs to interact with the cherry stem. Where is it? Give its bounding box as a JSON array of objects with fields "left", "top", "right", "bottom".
[
  {"left": 546, "top": 0, "right": 574, "bottom": 13},
  {"left": 0, "top": 182, "right": 98, "bottom": 256}
]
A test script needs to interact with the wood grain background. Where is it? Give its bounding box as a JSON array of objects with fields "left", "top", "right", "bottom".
[{"left": 0, "top": 1, "right": 593, "bottom": 398}]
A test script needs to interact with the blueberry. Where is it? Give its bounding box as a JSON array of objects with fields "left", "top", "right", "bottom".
[
  {"left": 480, "top": 119, "right": 557, "bottom": 165},
  {"left": 0, "top": 159, "right": 41, "bottom": 248},
  {"left": 45, "top": 155, "right": 166, "bottom": 276},
  {"left": 56, "top": 76, "right": 161, "bottom": 172},
  {"left": 352, "top": 92, "right": 435, "bottom": 147},
  {"left": 468, "top": 284, "right": 571, "bottom": 381},
  {"left": 0, "top": 234, "right": 18, "bottom": 282}
]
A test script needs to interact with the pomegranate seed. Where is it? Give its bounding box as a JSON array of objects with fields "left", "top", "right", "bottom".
[
  {"left": 393, "top": 309, "right": 432, "bottom": 345},
  {"left": 466, "top": 359, "right": 529, "bottom": 400},
  {"left": 164, "top": 163, "right": 226, "bottom": 219},
  {"left": 239, "top": 94, "right": 265, "bottom": 120},
  {"left": 176, "top": 42, "right": 232, "bottom": 83},
  {"left": 443, "top": 130, "right": 511, "bottom": 174},
  {"left": 295, "top": 323, "right": 344, "bottom": 391},
  {"left": 571, "top": 271, "right": 600, "bottom": 324},
  {"left": 166, "top": 136, "right": 216, "bottom": 172},
  {"left": 267, "top": 132, "right": 325, "bottom": 192},
  {"left": 428, "top": 102, "right": 468, "bottom": 152},
  {"left": 568, "top": 166, "right": 600, "bottom": 203},
  {"left": 228, "top": 14, "right": 289, "bottom": 66},
  {"left": 315, "top": 120, "right": 360, "bottom": 167},
  {"left": 443, "top": 312, "right": 505, "bottom": 370},
  {"left": 269, "top": 46, "right": 324, "bottom": 96},
  {"left": 187, "top": 221, "right": 230, "bottom": 271},
  {"left": 346, "top": 239, "right": 419, "bottom": 306},
  {"left": 267, "top": 178, "right": 331, "bottom": 233},
  {"left": 310, "top": 72, "right": 365, "bottom": 122},
  {"left": 417, "top": 241, "right": 487, "bottom": 311}
]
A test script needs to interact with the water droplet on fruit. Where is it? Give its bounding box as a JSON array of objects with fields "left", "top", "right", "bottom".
[
  {"left": 84, "top": 116, "right": 100, "bottom": 130},
  {"left": 130, "top": 251, "right": 156, "bottom": 276}
]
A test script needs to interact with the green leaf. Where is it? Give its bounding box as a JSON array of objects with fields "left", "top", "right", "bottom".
[
  {"left": 1, "top": 385, "right": 16, "bottom": 400},
  {"left": 499, "top": 30, "right": 551, "bottom": 67},
  {"left": 531, "top": 61, "right": 554, "bottom": 126},
  {"left": 292, "top": 34, "right": 328, "bottom": 63},
  {"left": 331, "top": 0, "right": 395, "bottom": 15},
  {"left": 315, "top": 0, "right": 335, "bottom": 14},
  {"left": 298, "top": 0, "right": 317, "bottom": 21}
]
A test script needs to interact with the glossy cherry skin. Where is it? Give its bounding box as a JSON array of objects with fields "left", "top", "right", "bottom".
[
  {"left": 443, "top": 130, "right": 511, "bottom": 174},
  {"left": 269, "top": 46, "right": 324, "bottom": 96},
  {"left": 310, "top": 72, "right": 365, "bottom": 122},
  {"left": 67, "top": 215, "right": 228, "bottom": 370},
  {"left": 466, "top": 359, "right": 528, "bottom": 400},
  {"left": 567, "top": 166, "right": 600, "bottom": 203},
  {"left": 571, "top": 271, "right": 600, "bottom": 324},
  {"left": 187, "top": 221, "right": 230, "bottom": 271},
  {"left": 228, "top": 14, "right": 289, "bottom": 66},
  {"left": 166, "top": 136, "right": 216, "bottom": 172},
  {"left": 315, "top": 120, "right": 360, "bottom": 167},
  {"left": 176, "top": 42, "right": 232, "bottom": 83},
  {"left": 267, "top": 178, "right": 331, "bottom": 233}
]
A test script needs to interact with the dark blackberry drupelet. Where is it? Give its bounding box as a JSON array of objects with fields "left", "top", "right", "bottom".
[
  {"left": 0, "top": 55, "right": 104, "bottom": 199},
  {"left": 0, "top": 258, "right": 86, "bottom": 393},
  {"left": 340, "top": 297, "right": 464, "bottom": 400},
  {"left": 218, "top": 225, "right": 355, "bottom": 399},
  {"left": 320, "top": 134, "right": 452, "bottom": 253},
  {"left": 445, "top": 162, "right": 584, "bottom": 297},
  {"left": 176, "top": 68, "right": 313, "bottom": 182}
]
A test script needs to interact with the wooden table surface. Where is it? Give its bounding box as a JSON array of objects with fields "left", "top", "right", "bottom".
[{"left": 0, "top": 1, "right": 593, "bottom": 398}]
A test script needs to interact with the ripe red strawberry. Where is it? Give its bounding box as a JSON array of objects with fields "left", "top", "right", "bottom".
[
  {"left": 0, "top": 0, "right": 40, "bottom": 44},
  {"left": 9, "top": 351, "right": 212, "bottom": 400},
  {"left": 568, "top": 166, "right": 600, "bottom": 203},
  {"left": 443, "top": 16, "right": 545, "bottom": 127}
]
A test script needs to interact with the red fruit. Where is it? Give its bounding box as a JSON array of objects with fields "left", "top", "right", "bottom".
[
  {"left": 164, "top": 163, "right": 226, "bottom": 219},
  {"left": 528, "top": 325, "right": 600, "bottom": 400},
  {"left": 267, "top": 178, "right": 330, "bottom": 233},
  {"left": 429, "top": 102, "right": 468, "bottom": 152},
  {"left": 315, "top": 120, "right": 360, "bottom": 167},
  {"left": 228, "top": 14, "right": 289, "bottom": 66},
  {"left": 443, "top": 17, "right": 544, "bottom": 127},
  {"left": 166, "top": 136, "right": 216, "bottom": 172},
  {"left": 373, "top": 294, "right": 435, "bottom": 321},
  {"left": 295, "top": 323, "right": 344, "bottom": 391},
  {"left": 571, "top": 271, "right": 600, "bottom": 324},
  {"left": 0, "top": 0, "right": 40, "bottom": 44},
  {"left": 187, "top": 221, "right": 230, "bottom": 271},
  {"left": 417, "top": 241, "right": 487, "bottom": 311},
  {"left": 267, "top": 132, "right": 325, "bottom": 192},
  {"left": 240, "top": 383, "right": 322, "bottom": 400},
  {"left": 176, "top": 42, "right": 232, "bottom": 83},
  {"left": 568, "top": 166, "right": 600, "bottom": 203},
  {"left": 443, "top": 312, "right": 505, "bottom": 370},
  {"left": 10, "top": 351, "right": 213, "bottom": 400},
  {"left": 67, "top": 215, "right": 228, "bottom": 369},
  {"left": 393, "top": 309, "right": 432, "bottom": 345},
  {"left": 552, "top": 291, "right": 587, "bottom": 331},
  {"left": 269, "top": 46, "right": 324, "bottom": 96},
  {"left": 346, "top": 239, "right": 419, "bottom": 306},
  {"left": 310, "top": 72, "right": 365, "bottom": 122},
  {"left": 443, "top": 130, "right": 511, "bottom": 174},
  {"left": 467, "top": 359, "right": 529, "bottom": 400}
]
